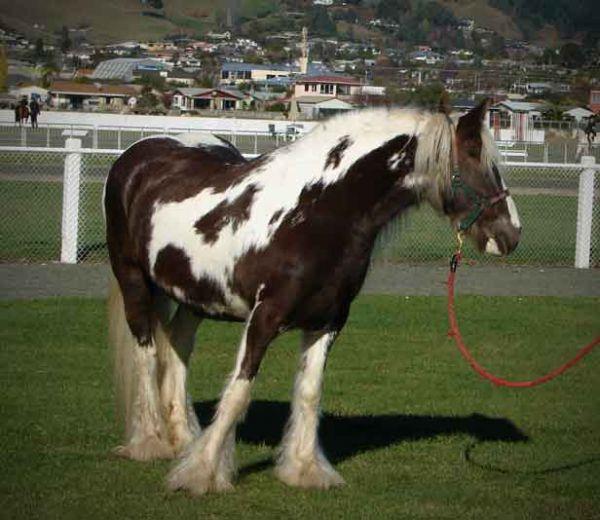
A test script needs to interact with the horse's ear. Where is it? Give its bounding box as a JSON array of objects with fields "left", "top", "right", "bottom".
[
  {"left": 456, "top": 98, "right": 490, "bottom": 143},
  {"left": 438, "top": 91, "right": 451, "bottom": 115}
]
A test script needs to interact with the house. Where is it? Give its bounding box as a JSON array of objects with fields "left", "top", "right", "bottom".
[
  {"left": 166, "top": 68, "right": 198, "bottom": 86},
  {"left": 590, "top": 90, "right": 600, "bottom": 114},
  {"left": 489, "top": 100, "right": 545, "bottom": 142},
  {"left": 9, "top": 85, "right": 49, "bottom": 105},
  {"left": 220, "top": 62, "right": 332, "bottom": 86},
  {"left": 221, "top": 62, "right": 294, "bottom": 85},
  {"left": 296, "top": 97, "right": 354, "bottom": 119},
  {"left": 92, "top": 58, "right": 168, "bottom": 82},
  {"left": 171, "top": 87, "right": 247, "bottom": 111},
  {"left": 293, "top": 75, "right": 363, "bottom": 99},
  {"left": 563, "top": 107, "right": 594, "bottom": 122},
  {"left": 48, "top": 81, "right": 138, "bottom": 111}
]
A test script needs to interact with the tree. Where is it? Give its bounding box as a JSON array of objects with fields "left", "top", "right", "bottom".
[
  {"left": 376, "top": 0, "right": 411, "bottom": 23},
  {"left": 60, "top": 26, "right": 72, "bottom": 54},
  {"left": 306, "top": 7, "right": 337, "bottom": 36},
  {"left": 559, "top": 43, "right": 585, "bottom": 69},
  {"left": 0, "top": 46, "right": 7, "bottom": 92},
  {"left": 34, "top": 38, "right": 45, "bottom": 60}
]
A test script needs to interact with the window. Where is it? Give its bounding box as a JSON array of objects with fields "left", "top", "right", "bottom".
[
  {"left": 311, "top": 84, "right": 317, "bottom": 92},
  {"left": 320, "top": 83, "right": 333, "bottom": 95},
  {"left": 304, "top": 84, "right": 309, "bottom": 92},
  {"left": 222, "top": 71, "right": 229, "bottom": 79}
]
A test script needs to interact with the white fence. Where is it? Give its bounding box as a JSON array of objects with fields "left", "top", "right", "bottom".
[
  {"left": 0, "top": 144, "right": 598, "bottom": 267},
  {"left": 2, "top": 121, "right": 599, "bottom": 164}
]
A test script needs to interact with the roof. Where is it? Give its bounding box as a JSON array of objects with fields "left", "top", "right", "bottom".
[
  {"left": 314, "top": 98, "right": 353, "bottom": 109},
  {"left": 222, "top": 62, "right": 294, "bottom": 73},
  {"left": 296, "top": 75, "right": 362, "bottom": 85},
  {"left": 168, "top": 68, "right": 198, "bottom": 79},
  {"left": 296, "top": 95, "right": 336, "bottom": 104},
  {"left": 92, "top": 58, "right": 167, "bottom": 81},
  {"left": 49, "top": 81, "right": 137, "bottom": 97},
  {"left": 222, "top": 61, "right": 332, "bottom": 76},
  {"left": 493, "top": 101, "right": 543, "bottom": 112},
  {"left": 173, "top": 87, "right": 246, "bottom": 100}
]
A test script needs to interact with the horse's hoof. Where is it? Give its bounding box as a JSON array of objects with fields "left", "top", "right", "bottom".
[
  {"left": 113, "top": 437, "right": 174, "bottom": 461},
  {"left": 167, "top": 461, "right": 234, "bottom": 495},
  {"left": 275, "top": 458, "right": 345, "bottom": 489}
]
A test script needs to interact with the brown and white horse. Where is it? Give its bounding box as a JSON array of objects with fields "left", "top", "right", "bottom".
[{"left": 104, "top": 100, "right": 520, "bottom": 495}]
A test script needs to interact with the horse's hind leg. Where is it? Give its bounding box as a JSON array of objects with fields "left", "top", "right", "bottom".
[
  {"left": 275, "top": 330, "right": 344, "bottom": 489},
  {"left": 154, "top": 297, "right": 202, "bottom": 454},
  {"left": 108, "top": 269, "right": 173, "bottom": 461}
]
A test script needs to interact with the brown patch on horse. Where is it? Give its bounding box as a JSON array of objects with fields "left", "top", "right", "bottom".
[
  {"left": 324, "top": 135, "right": 353, "bottom": 170},
  {"left": 153, "top": 244, "right": 227, "bottom": 307},
  {"left": 269, "top": 209, "right": 284, "bottom": 225},
  {"left": 194, "top": 184, "right": 259, "bottom": 244}
]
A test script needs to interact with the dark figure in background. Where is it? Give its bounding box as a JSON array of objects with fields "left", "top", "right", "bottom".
[
  {"left": 29, "top": 99, "right": 41, "bottom": 129},
  {"left": 585, "top": 114, "right": 597, "bottom": 150},
  {"left": 19, "top": 98, "right": 29, "bottom": 125}
]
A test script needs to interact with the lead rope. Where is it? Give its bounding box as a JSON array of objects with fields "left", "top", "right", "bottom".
[{"left": 446, "top": 233, "right": 599, "bottom": 387}]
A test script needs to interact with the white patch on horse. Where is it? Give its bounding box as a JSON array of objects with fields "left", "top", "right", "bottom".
[
  {"left": 148, "top": 110, "right": 426, "bottom": 312},
  {"left": 500, "top": 178, "right": 521, "bottom": 229},
  {"left": 485, "top": 238, "right": 502, "bottom": 255},
  {"left": 402, "top": 173, "right": 430, "bottom": 190},
  {"left": 387, "top": 151, "right": 406, "bottom": 171}
]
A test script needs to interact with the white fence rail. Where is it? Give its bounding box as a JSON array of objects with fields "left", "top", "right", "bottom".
[
  {"left": 2, "top": 121, "right": 599, "bottom": 164},
  {"left": 0, "top": 144, "right": 598, "bottom": 267}
]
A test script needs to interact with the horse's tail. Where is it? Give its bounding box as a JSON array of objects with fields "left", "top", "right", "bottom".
[{"left": 107, "top": 272, "right": 137, "bottom": 437}]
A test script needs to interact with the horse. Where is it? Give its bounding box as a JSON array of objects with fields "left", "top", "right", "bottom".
[
  {"left": 14, "top": 103, "right": 29, "bottom": 126},
  {"left": 104, "top": 99, "right": 521, "bottom": 495}
]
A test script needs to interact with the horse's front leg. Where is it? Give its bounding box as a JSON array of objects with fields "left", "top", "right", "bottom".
[
  {"left": 167, "top": 287, "right": 282, "bottom": 495},
  {"left": 275, "top": 330, "right": 344, "bottom": 489}
]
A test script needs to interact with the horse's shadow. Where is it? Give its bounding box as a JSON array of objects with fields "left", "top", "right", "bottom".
[{"left": 194, "top": 400, "right": 527, "bottom": 474}]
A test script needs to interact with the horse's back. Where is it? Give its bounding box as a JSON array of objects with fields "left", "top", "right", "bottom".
[{"left": 105, "top": 135, "right": 247, "bottom": 265}]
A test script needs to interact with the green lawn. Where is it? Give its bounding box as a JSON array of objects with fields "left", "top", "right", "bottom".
[{"left": 1, "top": 296, "right": 599, "bottom": 519}]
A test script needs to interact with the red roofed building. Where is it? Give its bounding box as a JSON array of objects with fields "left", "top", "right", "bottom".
[
  {"left": 293, "top": 75, "right": 363, "bottom": 99},
  {"left": 48, "top": 81, "right": 138, "bottom": 111},
  {"left": 590, "top": 90, "right": 600, "bottom": 114}
]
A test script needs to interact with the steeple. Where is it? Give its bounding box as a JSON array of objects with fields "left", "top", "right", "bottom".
[{"left": 299, "top": 26, "right": 309, "bottom": 75}]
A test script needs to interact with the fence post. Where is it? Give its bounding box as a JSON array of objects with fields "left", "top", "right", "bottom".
[
  {"left": 20, "top": 125, "right": 26, "bottom": 147},
  {"left": 46, "top": 125, "right": 50, "bottom": 147},
  {"left": 93, "top": 126, "right": 98, "bottom": 149},
  {"left": 117, "top": 127, "right": 122, "bottom": 149},
  {"left": 254, "top": 132, "right": 258, "bottom": 155},
  {"left": 60, "top": 138, "right": 82, "bottom": 264},
  {"left": 574, "top": 156, "right": 595, "bottom": 269}
]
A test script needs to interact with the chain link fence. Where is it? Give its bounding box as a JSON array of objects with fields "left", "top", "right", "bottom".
[{"left": 1, "top": 146, "right": 598, "bottom": 267}]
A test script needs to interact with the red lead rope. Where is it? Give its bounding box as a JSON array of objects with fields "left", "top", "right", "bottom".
[{"left": 446, "top": 251, "right": 600, "bottom": 388}]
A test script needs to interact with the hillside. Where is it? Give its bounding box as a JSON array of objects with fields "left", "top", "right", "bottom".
[
  {"left": 0, "top": 0, "right": 223, "bottom": 43},
  {"left": 0, "top": 0, "right": 594, "bottom": 46}
]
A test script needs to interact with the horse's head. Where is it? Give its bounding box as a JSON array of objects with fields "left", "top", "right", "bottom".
[{"left": 443, "top": 100, "right": 521, "bottom": 256}]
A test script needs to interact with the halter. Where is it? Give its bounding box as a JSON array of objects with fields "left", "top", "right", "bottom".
[{"left": 450, "top": 135, "right": 509, "bottom": 232}]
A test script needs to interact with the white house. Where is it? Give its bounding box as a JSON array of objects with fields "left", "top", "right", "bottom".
[
  {"left": 490, "top": 100, "right": 545, "bottom": 142},
  {"left": 293, "top": 75, "right": 363, "bottom": 99},
  {"left": 172, "top": 87, "right": 247, "bottom": 111}
]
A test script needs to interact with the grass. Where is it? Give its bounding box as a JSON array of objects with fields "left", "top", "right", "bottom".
[{"left": 1, "top": 295, "right": 599, "bottom": 519}]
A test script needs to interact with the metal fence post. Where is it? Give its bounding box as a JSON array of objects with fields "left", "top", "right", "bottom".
[
  {"left": 20, "top": 125, "right": 26, "bottom": 147},
  {"left": 254, "top": 132, "right": 258, "bottom": 155},
  {"left": 93, "top": 126, "right": 98, "bottom": 149},
  {"left": 46, "top": 125, "right": 50, "bottom": 147},
  {"left": 574, "top": 155, "right": 595, "bottom": 269},
  {"left": 60, "top": 138, "right": 82, "bottom": 264}
]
